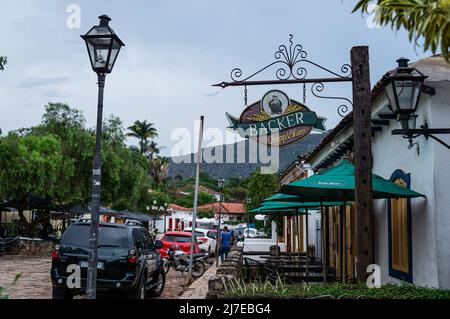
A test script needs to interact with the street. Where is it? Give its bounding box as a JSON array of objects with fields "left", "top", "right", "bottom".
[{"left": 0, "top": 255, "right": 204, "bottom": 299}]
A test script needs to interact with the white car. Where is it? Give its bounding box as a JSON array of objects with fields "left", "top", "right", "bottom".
[{"left": 183, "top": 227, "right": 217, "bottom": 255}]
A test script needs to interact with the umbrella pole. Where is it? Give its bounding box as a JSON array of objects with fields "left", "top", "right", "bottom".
[
  {"left": 321, "top": 202, "right": 327, "bottom": 283},
  {"left": 295, "top": 209, "right": 301, "bottom": 267},
  {"left": 342, "top": 202, "right": 347, "bottom": 284},
  {"left": 305, "top": 208, "right": 309, "bottom": 277}
]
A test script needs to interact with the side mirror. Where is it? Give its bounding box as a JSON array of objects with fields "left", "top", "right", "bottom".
[
  {"left": 154, "top": 240, "right": 163, "bottom": 249},
  {"left": 238, "top": 235, "right": 245, "bottom": 242}
]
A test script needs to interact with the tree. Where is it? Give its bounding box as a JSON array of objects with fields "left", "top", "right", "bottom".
[
  {"left": 175, "top": 191, "right": 215, "bottom": 208},
  {"left": 149, "top": 156, "right": 169, "bottom": 189},
  {"left": 353, "top": 0, "right": 450, "bottom": 61},
  {"left": 0, "top": 56, "right": 7, "bottom": 71},
  {"left": 0, "top": 134, "right": 63, "bottom": 236},
  {"left": 147, "top": 140, "right": 165, "bottom": 160},
  {"left": 127, "top": 120, "right": 158, "bottom": 154},
  {"left": 247, "top": 170, "right": 278, "bottom": 209}
]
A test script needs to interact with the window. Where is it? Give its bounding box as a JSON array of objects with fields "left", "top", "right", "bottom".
[
  {"left": 388, "top": 170, "right": 413, "bottom": 283},
  {"left": 61, "top": 224, "right": 128, "bottom": 248}
]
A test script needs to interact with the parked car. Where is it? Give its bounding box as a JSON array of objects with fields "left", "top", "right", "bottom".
[
  {"left": 157, "top": 231, "right": 201, "bottom": 257},
  {"left": 50, "top": 220, "right": 166, "bottom": 299},
  {"left": 233, "top": 227, "right": 258, "bottom": 238},
  {"left": 183, "top": 227, "right": 217, "bottom": 254}
]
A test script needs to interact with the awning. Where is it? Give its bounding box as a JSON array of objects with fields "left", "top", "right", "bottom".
[
  {"left": 278, "top": 160, "right": 424, "bottom": 201},
  {"left": 117, "top": 210, "right": 161, "bottom": 222}
]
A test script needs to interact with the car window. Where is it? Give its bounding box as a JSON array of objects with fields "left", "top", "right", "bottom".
[
  {"left": 132, "top": 229, "right": 145, "bottom": 249},
  {"left": 164, "top": 235, "right": 192, "bottom": 243},
  {"left": 140, "top": 230, "right": 154, "bottom": 250},
  {"left": 207, "top": 231, "right": 217, "bottom": 239},
  {"left": 61, "top": 224, "right": 128, "bottom": 248}
]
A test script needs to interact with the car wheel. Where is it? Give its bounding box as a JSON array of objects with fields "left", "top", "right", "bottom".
[
  {"left": 52, "top": 284, "right": 73, "bottom": 299},
  {"left": 148, "top": 270, "right": 166, "bottom": 298},
  {"left": 129, "top": 273, "right": 147, "bottom": 299}
]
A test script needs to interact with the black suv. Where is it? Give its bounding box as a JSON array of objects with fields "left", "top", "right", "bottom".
[{"left": 51, "top": 221, "right": 165, "bottom": 299}]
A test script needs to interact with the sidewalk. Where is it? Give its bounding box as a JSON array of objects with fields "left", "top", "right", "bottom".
[{"left": 179, "top": 263, "right": 217, "bottom": 299}]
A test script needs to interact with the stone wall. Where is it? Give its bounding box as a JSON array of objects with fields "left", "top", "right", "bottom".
[
  {"left": 0, "top": 238, "right": 52, "bottom": 256},
  {"left": 206, "top": 246, "right": 243, "bottom": 299}
]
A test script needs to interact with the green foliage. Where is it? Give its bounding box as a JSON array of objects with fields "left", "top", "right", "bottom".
[
  {"left": 247, "top": 170, "right": 278, "bottom": 209},
  {"left": 224, "top": 186, "right": 248, "bottom": 201},
  {"left": 0, "top": 103, "right": 159, "bottom": 224},
  {"left": 127, "top": 120, "right": 158, "bottom": 154},
  {"left": 0, "top": 273, "right": 21, "bottom": 299},
  {"left": 228, "top": 281, "right": 450, "bottom": 299},
  {"left": 198, "top": 211, "right": 214, "bottom": 219},
  {"left": 175, "top": 191, "right": 214, "bottom": 208},
  {"left": 0, "top": 134, "right": 63, "bottom": 202},
  {"left": 353, "top": 0, "right": 450, "bottom": 61}
]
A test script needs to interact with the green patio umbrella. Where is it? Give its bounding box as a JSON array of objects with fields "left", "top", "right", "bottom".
[{"left": 277, "top": 160, "right": 424, "bottom": 201}]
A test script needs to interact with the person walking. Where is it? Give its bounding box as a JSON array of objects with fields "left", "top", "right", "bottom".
[{"left": 219, "top": 226, "right": 232, "bottom": 263}]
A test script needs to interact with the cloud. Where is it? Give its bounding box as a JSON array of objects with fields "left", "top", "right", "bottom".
[{"left": 16, "top": 76, "right": 71, "bottom": 88}]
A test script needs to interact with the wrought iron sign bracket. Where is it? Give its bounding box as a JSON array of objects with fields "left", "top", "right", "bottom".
[{"left": 212, "top": 34, "right": 354, "bottom": 117}]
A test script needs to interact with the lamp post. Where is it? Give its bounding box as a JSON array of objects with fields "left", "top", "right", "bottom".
[
  {"left": 215, "top": 178, "right": 225, "bottom": 266},
  {"left": 81, "top": 15, "right": 124, "bottom": 299}
]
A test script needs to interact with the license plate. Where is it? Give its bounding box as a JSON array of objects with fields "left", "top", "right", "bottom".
[{"left": 79, "top": 261, "right": 104, "bottom": 269}]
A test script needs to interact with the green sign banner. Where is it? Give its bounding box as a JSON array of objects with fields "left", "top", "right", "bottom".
[{"left": 226, "top": 110, "right": 326, "bottom": 137}]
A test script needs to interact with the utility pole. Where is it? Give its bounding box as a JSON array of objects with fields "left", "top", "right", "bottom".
[{"left": 350, "top": 46, "right": 374, "bottom": 282}]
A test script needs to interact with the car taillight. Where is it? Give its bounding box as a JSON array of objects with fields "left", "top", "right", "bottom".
[
  {"left": 51, "top": 245, "right": 60, "bottom": 260},
  {"left": 128, "top": 249, "right": 137, "bottom": 264}
]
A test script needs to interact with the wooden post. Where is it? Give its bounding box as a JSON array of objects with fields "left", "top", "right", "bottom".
[
  {"left": 286, "top": 216, "right": 292, "bottom": 254},
  {"left": 321, "top": 204, "right": 327, "bottom": 283},
  {"left": 351, "top": 46, "right": 374, "bottom": 283}
]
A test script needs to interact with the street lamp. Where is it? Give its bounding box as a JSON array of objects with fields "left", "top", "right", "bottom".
[
  {"left": 387, "top": 58, "right": 450, "bottom": 150},
  {"left": 384, "top": 57, "right": 427, "bottom": 129},
  {"left": 215, "top": 178, "right": 225, "bottom": 266},
  {"left": 81, "top": 15, "right": 124, "bottom": 299}
]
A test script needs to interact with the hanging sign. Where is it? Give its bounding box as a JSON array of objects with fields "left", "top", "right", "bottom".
[{"left": 226, "top": 90, "right": 326, "bottom": 146}]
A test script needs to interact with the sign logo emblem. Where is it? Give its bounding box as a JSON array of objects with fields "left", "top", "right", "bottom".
[{"left": 226, "top": 90, "right": 326, "bottom": 146}]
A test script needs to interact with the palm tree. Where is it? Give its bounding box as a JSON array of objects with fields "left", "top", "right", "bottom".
[
  {"left": 126, "top": 120, "right": 158, "bottom": 154},
  {"left": 147, "top": 141, "right": 165, "bottom": 160},
  {"left": 149, "top": 156, "right": 169, "bottom": 189},
  {"left": 353, "top": 0, "right": 450, "bottom": 62},
  {"left": 0, "top": 56, "right": 7, "bottom": 71}
]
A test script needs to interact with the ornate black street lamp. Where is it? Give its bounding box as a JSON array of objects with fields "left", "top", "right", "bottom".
[
  {"left": 387, "top": 58, "right": 450, "bottom": 149},
  {"left": 215, "top": 178, "right": 225, "bottom": 266},
  {"left": 384, "top": 57, "right": 427, "bottom": 129},
  {"left": 81, "top": 15, "right": 124, "bottom": 299}
]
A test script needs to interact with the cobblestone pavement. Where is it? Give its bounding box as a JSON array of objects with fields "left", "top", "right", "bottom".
[
  {"left": 0, "top": 255, "right": 211, "bottom": 299},
  {"left": 179, "top": 263, "right": 217, "bottom": 299}
]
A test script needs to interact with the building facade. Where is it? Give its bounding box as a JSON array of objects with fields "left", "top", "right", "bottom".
[{"left": 301, "top": 55, "right": 450, "bottom": 288}]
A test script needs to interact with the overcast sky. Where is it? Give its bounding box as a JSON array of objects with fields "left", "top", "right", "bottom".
[{"left": 0, "top": 0, "right": 430, "bottom": 155}]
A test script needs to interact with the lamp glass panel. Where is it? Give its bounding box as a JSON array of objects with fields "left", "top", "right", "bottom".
[
  {"left": 107, "top": 37, "right": 122, "bottom": 71},
  {"left": 385, "top": 81, "right": 398, "bottom": 112},
  {"left": 394, "top": 80, "right": 422, "bottom": 112},
  {"left": 86, "top": 37, "right": 113, "bottom": 72}
]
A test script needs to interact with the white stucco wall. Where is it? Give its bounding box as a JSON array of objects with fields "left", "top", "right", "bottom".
[
  {"left": 429, "top": 82, "right": 450, "bottom": 288},
  {"left": 371, "top": 82, "right": 450, "bottom": 288}
]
